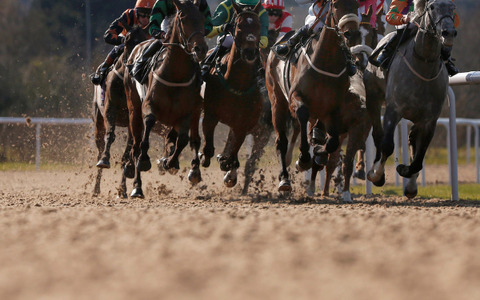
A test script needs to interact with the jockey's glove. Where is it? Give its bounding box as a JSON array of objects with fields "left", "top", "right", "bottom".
[
  {"left": 259, "top": 36, "right": 268, "bottom": 49},
  {"left": 221, "top": 23, "right": 234, "bottom": 34}
]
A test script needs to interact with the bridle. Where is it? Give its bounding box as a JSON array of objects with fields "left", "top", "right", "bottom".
[
  {"left": 163, "top": 10, "right": 204, "bottom": 56},
  {"left": 414, "top": 0, "right": 455, "bottom": 38},
  {"left": 230, "top": 9, "right": 261, "bottom": 59}
]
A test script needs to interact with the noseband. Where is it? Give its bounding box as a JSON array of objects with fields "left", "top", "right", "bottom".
[{"left": 163, "top": 10, "right": 204, "bottom": 56}]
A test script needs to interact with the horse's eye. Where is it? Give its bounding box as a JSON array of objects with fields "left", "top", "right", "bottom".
[{"left": 429, "top": 4, "right": 435, "bottom": 10}]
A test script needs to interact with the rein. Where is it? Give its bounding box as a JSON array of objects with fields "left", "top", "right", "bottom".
[{"left": 152, "top": 10, "right": 202, "bottom": 87}]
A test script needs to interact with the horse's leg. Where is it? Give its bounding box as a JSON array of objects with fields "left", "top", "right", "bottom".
[
  {"left": 353, "top": 149, "right": 366, "bottom": 180},
  {"left": 188, "top": 106, "right": 202, "bottom": 185},
  {"left": 366, "top": 89, "right": 384, "bottom": 164},
  {"left": 398, "top": 121, "right": 436, "bottom": 197},
  {"left": 368, "top": 105, "right": 400, "bottom": 186},
  {"left": 286, "top": 120, "right": 300, "bottom": 166},
  {"left": 117, "top": 129, "right": 133, "bottom": 199},
  {"left": 292, "top": 94, "right": 312, "bottom": 171},
  {"left": 306, "top": 160, "right": 322, "bottom": 197},
  {"left": 97, "top": 92, "right": 117, "bottom": 169},
  {"left": 322, "top": 148, "right": 340, "bottom": 198},
  {"left": 218, "top": 129, "right": 234, "bottom": 169},
  {"left": 223, "top": 129, "right": 248, "bottom": 188},
  {"left": 93, "top": 105, "right": 106, "bottom": 196},
  {"left": 137, "top": 114, "right": 156, "bottom": 172},
  {"left": 242, "top": 123, "right": 271, "bottom": 195},
  {"left": 162, "top": 117, "right": 190, "bottom": 173},
  {"left": 201, "top": 113, "right": 218, "bottom": 168},
  {"left": 272, "top": 98, "right": 291, "bottom": 192}
]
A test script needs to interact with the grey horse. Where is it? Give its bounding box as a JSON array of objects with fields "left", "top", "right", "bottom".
[{"left": 365, "top": 0, "right": 457, "bottom": 198}]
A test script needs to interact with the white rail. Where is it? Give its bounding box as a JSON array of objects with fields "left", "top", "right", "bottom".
[{"left": 0, "top": 117, "right": 92, "bottom": 170}]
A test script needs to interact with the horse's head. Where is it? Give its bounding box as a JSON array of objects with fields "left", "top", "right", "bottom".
[
  {"left": 124, "top": 25, "right": 148, "bottom": 51},
  {"left": 171, "top": 0, "right": 209, "bottom": 62},
  {"left": 330, "top": 0, "right": 361, "bottom": 47},
  {"left": 415, "top": 0, "right": 457, "bottom": 47},
  {"left": 231, "top": 0, "right": 262, "bottom": 64}
]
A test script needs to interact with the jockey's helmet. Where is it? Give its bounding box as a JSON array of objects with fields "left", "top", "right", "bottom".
[
  {"left": 262, "top": 0, "right": 285, "bottom": 10},
  {"left": 135, "top": 0, "right": 154, "bottom": 15}
]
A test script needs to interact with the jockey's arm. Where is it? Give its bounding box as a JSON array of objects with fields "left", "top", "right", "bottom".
[
  {"left": 258, "top": 7, "right": 269, "bottom": 48},
  {"left": 207, "top": 0, "right": 231, "bottom": 38},
  {"left": 149, "top": 0, "right": 171, "bottom": 37},
  {"left": 104, "top": 10, "right": 132, "bottom": 45},
  {"left": 279, "top": 12, "right": 293, "bottom": 37},
  {"left": 385, "top": 0, "right": 409, "bottom": 26}
]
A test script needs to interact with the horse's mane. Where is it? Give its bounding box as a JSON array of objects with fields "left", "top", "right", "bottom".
[{"left": 414, "top": 0, "right": 427, "bottom": 15}]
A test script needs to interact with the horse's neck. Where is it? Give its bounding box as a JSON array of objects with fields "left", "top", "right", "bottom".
[
  {"left": 414, "top": 20, "right": 442, "bottom": 61},
  {"left": 224, "top": 44, "right": 256, "bottom": 82},
  {"left": 311, "top": 27, "right": 345, "bottom": 66},
  {"left": 162, "top": 31, "right": 195, "bottom": 76}
]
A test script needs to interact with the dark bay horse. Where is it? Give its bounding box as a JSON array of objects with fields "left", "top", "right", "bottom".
[
  {"left": 266, "top": 0, "right": 360, "bottom": 193},
  {"left": 305, "top": 4, "right": 386, "bottom": 202},
  {"left": 366, "top": 0, "right": 457, "bottom": 198},
  {"left": 93, "top": 25, "right": 148, "bottom": 198},
  {"left": 200, "top": 1, "right": 263, "bottom": 188},
  {"left": 126, "top": 0, "right": 208, "bottom": 198}
]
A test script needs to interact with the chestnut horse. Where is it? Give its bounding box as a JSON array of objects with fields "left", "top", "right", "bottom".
[
  {"left": 126, "top": 0, "right": 208, "bottom": 198},
  {"left": 93, "top": 25, "right": 148, "bottom": 198},
  {"left": 266, "top": 0, "right": 360, "bottom": 193},
  {"left": 200, "top": 1, "right": 263, "bottom": 188},
  {"left": 366, "top": 0, "right": 457, "bottom": 198}
]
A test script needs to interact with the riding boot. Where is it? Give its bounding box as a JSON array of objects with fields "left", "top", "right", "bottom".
[
  {"left": 441, "top": 46, "right": 458, "bottom": 76},
  {"left": 131, "top": 39, "right": 162, "bottom": 83},
  {"left": 342, "top": 45, "right": 357, "bottom": 76},
  {"left": 275, "top": 25, "right": 310, "bottom": 58},
  {"left": 201, "top": 45, "right": 228, "bottom": 78},
  {"left": 373, "top": 32, "right": 399, "bottom": 69},
  {"left": 90, "top": 55, "right": 114, "bottom": 85}
]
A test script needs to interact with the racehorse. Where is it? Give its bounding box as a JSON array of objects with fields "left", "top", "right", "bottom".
[
  {"left": 366, "top": 0, "right": 457, "bottom": 198},
  {"left": 92, "top": 25, "right": 149, "bottom": 198},
  {"left": 126, "top": 0, "right": 208, "bottom": 198},
  {"left": 200, "top": 1, "right": 263, "bottom": 188},
  {"left": 266, "top": 0, "right": 360, "bottom": 193},
  {"left": 305, "top": 4, "right": 386, "bottom": 202}
]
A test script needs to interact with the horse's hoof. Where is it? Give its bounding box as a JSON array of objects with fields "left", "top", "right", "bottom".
[
  {"left": 224, "top": 171, "right": 237, "bottom": 188},
  {"left": 123, "top": 163, "right": 135, "bottom": 179},
  {"left": 200, "top": 153, "right": 211, "bottom": 168},
  {"left": 404, "top": 187, "right": 418, "bottom": 199},
  {"left": 220, "top": 161, "right": 230, "bottom": 172},
  {"left": 342, "top": 191, "right": 353, "bottom": 203},
  {"left": 296, "top": 158, "right": 312, "bottom": 172},
  {"left": 278, "top": 179, "right": 292, "bottom": 193},
  {"left": 216, "top": 154, "right": 225, "bottom": 162},
  {"left": 137, "top": 156, "right": 151, "bottom": 172},
  {"left": 372, "top": 173, "right": 386, "bottom": 187},
  {"left": 117, "top": 191, "right": 128, "bottom": 199},
  {"left": 96, "top": 158, "right": 110, "bottom": 169},
  {"left": 168, "top": 167, "right": 179, "bottom": 175},
  {"left": 156, "top": 159, "right": 166, "bottom": 175},
  {"left": 306, "top": 182, "right": 315, "bottom": 197},
  {"left": 397, "top": 164, "right": 411, "bottom": 178},
  {"left": 130, "top": 188, "right": 144, "bottom": 198},
  {"left": 313, "top": 152, "right": 328, "bottom": 166},
  {"left": 188, "top": 168, "right": 202, "bottom": 185},
  {"left": 353, "top": 169, "right": 366, "bottom": 180}
]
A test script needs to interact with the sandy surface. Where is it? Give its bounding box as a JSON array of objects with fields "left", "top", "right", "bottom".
[{"left": 0, "top": 165, "right": 479, "bottom": 300}]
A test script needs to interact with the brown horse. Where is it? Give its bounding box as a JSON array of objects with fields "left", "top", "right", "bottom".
[
  {"left": 92, "top": 25, "right": 148, "bottom": 198},
  {"left": 200, "top": 1, "right": 263, "bottom": 188},
  {"left": 266, "top": 0, "right": 360, "bottom": 193},
  {"left": 306, "top": 4, "right": 386, "bottom": 202},
  {"left": 125, "top": 0, "right": 208, "bottom": 198}
]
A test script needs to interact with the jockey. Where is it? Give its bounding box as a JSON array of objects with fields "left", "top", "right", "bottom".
[
  {"left": 200, "top": 0, "right": 269, "bottom": 77},
  {"left": 90, "top": 0, "right": 154, "bottom": 85},
  {"left": 274, "top": 0, "right": 328, "bottom": 58},
  {"left": 274, "top": 0, "right": 356, "bottom": 76},
  {"left": 130, "top": 0, "right": 213, "bottom": 82},
  {"left": 373, "top": 0, "right": 459, "bottom": 75},
  {"left": 263, "top": 0, "right": 293, "bottom": 45}
]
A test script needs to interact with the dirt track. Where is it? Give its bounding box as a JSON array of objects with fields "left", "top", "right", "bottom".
[{"left": 1, "top": 166, "right": 479, "bottom": 300}]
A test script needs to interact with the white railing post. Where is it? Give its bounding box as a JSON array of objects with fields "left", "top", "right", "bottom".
[
  {"left": 35, "top": 124, "right": 41, "bottom": 171},
  {"left": 466, "top": 125, "right": 471, "bottom": 164},
  {"left": 447, "top": 87, "right": 459, "bottom": 200}
]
